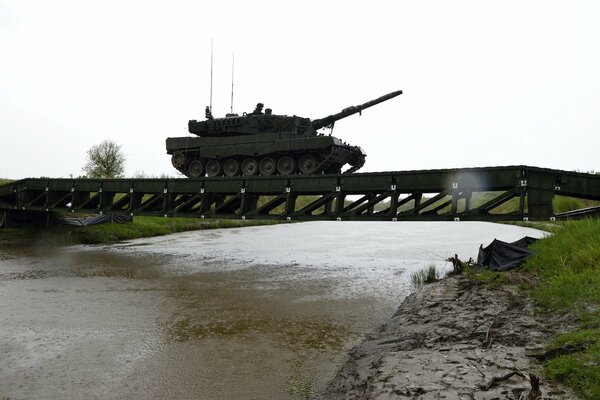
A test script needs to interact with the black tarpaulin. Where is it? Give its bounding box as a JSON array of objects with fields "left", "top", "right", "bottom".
[
  {"left": 0, "top": 212, "right": 132, "bottom": 228},
  {"left": 0, "top": 211, "right": 56, "bottom": 228},
  {"left": 509, "top": 236, "right": 539, "bottom": 248},
  {"left": 477, "top": 236, "right": 538, "bottom": 271},
  {"left": 60, "top": 214, "right": 133, "bottom": 226}
]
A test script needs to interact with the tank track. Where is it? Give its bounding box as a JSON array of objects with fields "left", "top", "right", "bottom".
[
  {"left": 172, "top": 145, "right": 365, "bottom": 178},
  {"left": 343, "top": 147, "right": 366, "bottom": 174}
]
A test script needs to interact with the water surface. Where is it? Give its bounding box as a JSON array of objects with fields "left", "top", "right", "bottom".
[{"left": 0, "top": 221, "right": 544, "bottom": 399}]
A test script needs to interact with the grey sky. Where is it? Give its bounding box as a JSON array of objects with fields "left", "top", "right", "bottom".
[{"left": 1, "top": 0, "right": 599, "bottom": 179}]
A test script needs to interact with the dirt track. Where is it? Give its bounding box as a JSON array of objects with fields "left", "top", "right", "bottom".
[{"left": 326, "top": 274, "right": 577, "bottom": 399}]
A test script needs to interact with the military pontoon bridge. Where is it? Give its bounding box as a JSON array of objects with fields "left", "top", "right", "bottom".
[{"left": 1, "top": 166, "right": 600, "bottom": 225}]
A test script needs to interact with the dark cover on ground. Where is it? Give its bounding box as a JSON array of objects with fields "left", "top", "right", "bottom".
[
  {"left": 477, "top": 236, "right": 538, "bottom": 271},
  {"left": 60, "top": 214, "right": 133, "bottom": 226},
  {"left": 0, "top": 212, "right": 132, "bottom": 228}
]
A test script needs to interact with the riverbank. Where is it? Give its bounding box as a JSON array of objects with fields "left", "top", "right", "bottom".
[
  {"left": 0, "top": 216, "right": 280, "bottom": 246},
  {"left": 327, "top": 220, "right": 600, "bottom": 399},
  {"left": 325, "top": 273, "right": 576, "bottom": 399}
]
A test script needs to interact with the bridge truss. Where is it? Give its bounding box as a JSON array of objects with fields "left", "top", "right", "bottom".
[{"left": 1, "top": 166, "right": 600, "bottom": 224}]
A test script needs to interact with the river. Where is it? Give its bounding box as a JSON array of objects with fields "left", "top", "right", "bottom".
[{"left": 0, "top": 221, "right": 545, "bottom": 399}]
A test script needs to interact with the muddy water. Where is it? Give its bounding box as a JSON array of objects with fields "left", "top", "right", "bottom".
[{"left": 0, "top": 221, "right": 545, "bottom": 399}]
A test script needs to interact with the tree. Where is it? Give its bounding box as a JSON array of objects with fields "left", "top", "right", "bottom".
[{"left": 82, "top": 140, "right": 126, "bottom": 178}]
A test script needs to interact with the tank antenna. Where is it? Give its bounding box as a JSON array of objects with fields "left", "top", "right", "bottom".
[
  {"left": 230, "top": 53, "right": 235, "bottom": 114},
  {"left": 209, "top": 38, "right": 214, "bottom": 114}
]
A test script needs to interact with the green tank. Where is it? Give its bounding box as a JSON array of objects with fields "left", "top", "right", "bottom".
[{"left": 166, "top": 90, "right": 402, "bottom": 177}]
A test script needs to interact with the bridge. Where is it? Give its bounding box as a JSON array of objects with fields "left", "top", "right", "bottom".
[{"left": 1, "top": 166, "right": 600, "bottom": 225}]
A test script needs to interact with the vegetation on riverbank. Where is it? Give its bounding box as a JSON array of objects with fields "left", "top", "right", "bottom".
[
  {"left": 0, "top": 216, "right": 281, "bottom": 246},
  {"left": 467, "top": 219, "right": 600, "bottom": 398},
  {"left": 73, "top": 216, "right": 281, "bottom": 244},
  {"left": 410, "top": 264, "right": 441, "bottom": 285},
  {"left": 523, "top": 219, "right": 600, "bottom": 399}
]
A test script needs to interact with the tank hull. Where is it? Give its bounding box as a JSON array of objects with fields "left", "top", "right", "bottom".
[{"left": 166, "top": 134, "right": 365, "bottom": 177}]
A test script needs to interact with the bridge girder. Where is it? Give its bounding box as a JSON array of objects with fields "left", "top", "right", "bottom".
[{"left": 1, "top": 166, "right": 600, "bottom": 224}]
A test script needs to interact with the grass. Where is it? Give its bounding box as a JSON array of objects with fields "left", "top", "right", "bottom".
[
  {"left": 525, "top": 219, "right": 600, "bottom": 308},
  {"left": 72, "top": 216, "right": 282, "bottom": 244},
  {"left": 0, "top": 216, "right": 281, "bottom": 246},
  {"left": 463, "top": 219, "right": 600, "bottom": 397},
  {"left": 410, "top": 264, "right": 441, "bottom": 285},
  {"left": 520, "top": 219, "right": 600, "bottom": 399}
]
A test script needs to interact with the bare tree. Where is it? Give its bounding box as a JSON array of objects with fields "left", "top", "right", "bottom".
[{"left": 82, "top": 140, "right": 126, "bottom": 178}]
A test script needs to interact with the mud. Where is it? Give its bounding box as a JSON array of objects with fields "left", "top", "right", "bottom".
[{"left": 326, "top": 274, "right": 576, "bottom": 399}]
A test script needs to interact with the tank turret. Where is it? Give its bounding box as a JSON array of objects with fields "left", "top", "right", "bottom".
[{"left": 166, "top": 90, "right": 402, "bottom": 178}]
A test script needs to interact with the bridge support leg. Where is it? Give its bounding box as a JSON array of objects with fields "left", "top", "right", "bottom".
[
  {"left": 199, "top": 193, "right": 214, "bottom": 214},
  {"left": 240, "top": 193, "right": 258, "bottom": 216},
  {"left": 465, "top": 192, "right": 472, "bottom": 212},
  {"left": 324, "top": 198, "right": 333, "bottom": 216},
  {"left": 413, "top": 192, "right": 422, "bottom": 214},
  {"left": 335, "top": 193, "right": 346, "bottom": 218},
  {"left": 519, "top": 188, "right": 526, "bottom": 216},
  {"left": 285, "top": 193, "right": 298, "bottom": 218},
  {"left": 527, "top": 189, "right": 554, "bottom": 220},
  {"left": 451, "top": 191, "right": 459, "bottom": 216},
  {"left": 527, "top": 170, "right": 556, "bottom": 220},
  {"left": 388, "top": 191, "right": 399, "bottom": 217}
]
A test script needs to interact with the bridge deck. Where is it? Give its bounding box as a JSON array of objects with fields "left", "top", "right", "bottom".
[{"left": 1, "top": 166, "right": 599, "bottom": 223}]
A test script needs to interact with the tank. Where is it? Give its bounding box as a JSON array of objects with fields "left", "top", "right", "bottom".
[{"left": 166, "top": 90, "right": 402, "bottom": 177}]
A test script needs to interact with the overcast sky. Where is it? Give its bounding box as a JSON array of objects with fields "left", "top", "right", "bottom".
[{"left": 1, "top": 0, "right": 599, "bottom": 179}]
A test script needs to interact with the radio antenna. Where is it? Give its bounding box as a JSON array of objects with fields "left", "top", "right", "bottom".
[
  {"left": 209, "top": 38, "right": 214, "bottom": 113},
  {"left": 230, "top": 53, "right": 235, "bottom": 114}
]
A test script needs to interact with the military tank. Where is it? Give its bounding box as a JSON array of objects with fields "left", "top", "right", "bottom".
[{"left": 166, "top": 90, "right": 402, "bottom": 177}]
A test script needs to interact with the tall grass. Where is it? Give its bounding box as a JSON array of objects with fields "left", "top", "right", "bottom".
[
  {"left": 526, "top": 219, "right": 600, "bottom": 308},
  {"left": 410, "top": 264, "right": 441, "bottom": 285},
  {"left": 524, "top": 219, "right": 600, "bottom": 399},
  {"left": 70, "top": 216, "right": 280, "bottom": 244}
]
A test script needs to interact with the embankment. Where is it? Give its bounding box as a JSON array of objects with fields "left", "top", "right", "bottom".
[
  {"left": 327, "top": 219, "right": 600, "bottom": 399},
  {"left": 325, "top": 273, "right": 576, "bottom": 398}
]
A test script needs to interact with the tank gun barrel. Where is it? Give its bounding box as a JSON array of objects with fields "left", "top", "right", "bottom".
[{"left": 311, "top": 90, "right": 402, "bottom": 130}]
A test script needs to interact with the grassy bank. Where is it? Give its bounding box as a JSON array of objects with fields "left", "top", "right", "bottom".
[
  {"left": 0, "top": 216, "right": 281, "bottom": 246},
  {"left": 471, "top": 220, "right": 600, "bottom": 398},
  {"left": 71, "top": 216, "right": 282, "bottom": 244},
  {"left": 523, "top": 219, "right": 600, "bottom": 399}
]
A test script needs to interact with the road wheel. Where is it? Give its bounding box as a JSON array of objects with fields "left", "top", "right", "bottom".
[
  {"left": 188, "top": 160, "right": 204, "bottom": 178},
  {"left": 172, "top": 151, "right": 186, "bottom": 168},
  {"left": 206, "top": 160, "right": 221, "bottom": 177},
  {"left": 298, "top": 154, "right": 318, "bottom": 174},
  {"left": 223, "top": 159, "right": 240, "bottom": 177},
  {"left": 241, "top": 158, "right": 258, "bottom": 176},
  {"left": 259, "top": 157, "right": 276, "bottom": 176},
  {"left": 277, "top": 156, "right": 296, "bottom": 175}
]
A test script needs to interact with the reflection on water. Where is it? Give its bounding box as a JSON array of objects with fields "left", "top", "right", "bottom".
[{"left": 0, "top": 221, "right": 545, "bottom": 399}]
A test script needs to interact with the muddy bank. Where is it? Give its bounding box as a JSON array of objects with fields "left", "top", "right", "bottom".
[{"left": 326, "top": 274, "right": 576, "bottom": 399}]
